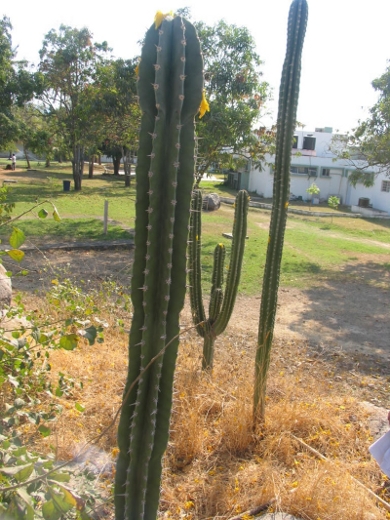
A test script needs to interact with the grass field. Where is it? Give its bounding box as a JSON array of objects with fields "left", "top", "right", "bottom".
[{"left": 1, "top": 167, "right": 389, "bottom": 294}]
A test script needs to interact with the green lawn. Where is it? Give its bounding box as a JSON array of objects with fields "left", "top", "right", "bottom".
[
  {"left": 1, "top": 171, "right": 389, "bottom": 295},
  {"left": 198, "top": 205, "right": 390, "bottom": 294}
]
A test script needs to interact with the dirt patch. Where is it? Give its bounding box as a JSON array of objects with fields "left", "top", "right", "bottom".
[{"left": 3, "top": 246, "right": 390, "bottom": 411}]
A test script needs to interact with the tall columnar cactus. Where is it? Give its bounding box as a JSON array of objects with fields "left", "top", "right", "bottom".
[
  {"left": 188, "top": 189, "right": 249, "bottom": 370},
  {"left": 254, "top": 0, "right": 308, "bottom": 421},
  {"left": 115, "top": 15, "right": 203, "bottom": 520}
]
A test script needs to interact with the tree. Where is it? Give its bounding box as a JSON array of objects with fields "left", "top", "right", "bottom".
[
  {"left": 94, "top": 58, "right": 140, "bottom": 186},
  {"left": 193, "top": 20, "right": 271, "bottom": 183},
  {"left": 306, "top": 182, "right": 320, "bottom": 209},
  {"left": 38, "top": 25, "right": 110, "bottom": 190},
  {"left": 331, "top": 63, "right": 390, "bottom": 186},
  {"left": 0, "top": 17, "right": 43, "bottom": 150}
]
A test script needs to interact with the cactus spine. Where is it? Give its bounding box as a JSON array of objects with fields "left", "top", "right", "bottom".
[
  {"left": 115, "top": 16, "right": 203, "bottom": 520},
  {"left": 188, "top": 189, "right": 249, "bottom": 370},
  {"left": 254, "top": 0, "right": 308, "bottom": 421}
]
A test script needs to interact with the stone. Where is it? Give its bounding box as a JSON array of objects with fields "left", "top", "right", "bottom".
[
  {"left": 203, "top": 193, "right": 221, "bottom": 211},
  {"left": 0, "top": 264, "right": 12, "bottom": 307}
]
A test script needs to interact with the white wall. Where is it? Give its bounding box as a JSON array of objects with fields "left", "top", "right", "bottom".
[{"left": 248, "top": 129, "right": 390, "bottom": 213}]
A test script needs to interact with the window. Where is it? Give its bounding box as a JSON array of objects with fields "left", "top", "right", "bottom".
[
  {"left": 303, "top": 136, "right": 316, "bottom": 150},
  {"left": 382, "top": 180, "right": 390, "bottom": 193},
  {"left": 321, "top": 167, "right": 343, "bottom": 177},
  {"left": 290, "top": 166, "right": 317, "bottom": 177}
]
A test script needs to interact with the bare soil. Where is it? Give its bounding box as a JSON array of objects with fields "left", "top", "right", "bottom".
[{"left": 4, "top": 245, "right": 390, "bottom": 413}]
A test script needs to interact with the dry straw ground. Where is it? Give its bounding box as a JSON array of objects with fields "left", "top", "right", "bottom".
[{"left": 4, "top": 247, "right": 390, "bottom": 520}]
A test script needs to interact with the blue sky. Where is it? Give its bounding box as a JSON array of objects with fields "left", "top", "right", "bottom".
[{"left": 4, "top": 0, "right": 390, "bottom": 133}]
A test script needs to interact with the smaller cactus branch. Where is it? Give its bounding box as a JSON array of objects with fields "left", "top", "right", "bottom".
[{"left": 188, "top": 189, "right": 249, "bottom": 370}]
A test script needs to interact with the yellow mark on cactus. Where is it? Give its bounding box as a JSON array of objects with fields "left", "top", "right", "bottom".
[
  {"left": 218, "top": 243, "right": 223, "bottom": 247},
  {"left": 154, "top": 11, "right": 174, "bottom": 29},
  {"left": 196, "top": 235, "right": 199, "bottom": 241},
  {"left": 285, "top": 201, "right": 289, "bottom": 209},
  {"left": 198, "top": 90, "right": 210, "bottom": 118},
  {"left": 154, "top": 12, "right": 165, "bottom": 28},
  {"left": 268, "top": 235, "right": 271, "bottom": 244},
  {"left": 135, "top": 63, "right": 139, "bottom": 77}
]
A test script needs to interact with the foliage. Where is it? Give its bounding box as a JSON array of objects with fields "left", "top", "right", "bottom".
[
  {"left": 115, "top": 14, "right": 203, "bottom": 520},
  {"left": 193, "top": 20, "right": 272, "bottom": 182},
  {"left": 306, "top": 183, "right": 320, "bottom": 197},
  {"left": 0, "top": 17, "right": 43, "bottom": 150},
  {"left": 331, "top": 63, "right": 390, "bottom": 186},
  {"left": 306, "top": 182, "right": 320, "bottom": 209},
  {"left": 328, "top": 196, "right": 340, "bottom": 211},
  {"left": 0, "top": 189, "right": 110, "bottom": 518},
  {"left": 254, "top": 0, "right": 308, "bottom": 421},
  {"left": 38, "top": 25, "right": 111, "bottom": 190},
  {"left": 188, "top": 190, "right": 249, "bottom": 370},
  {"left": 328, "top": 196, "right": 340, "bottom": 224},
  {"left": 94, "top": 58, "right": 141, "bottom": 184}
]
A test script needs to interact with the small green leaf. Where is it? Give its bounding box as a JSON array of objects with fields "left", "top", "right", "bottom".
[
  {"left": 75, "top": 402, "right": 85, "bottom": 413},
  {"left": 48, "top": 484, "right": 76, "bottom": 513},
  {"left": 48, "top": 471, "right": 71, "bottom": 483},
  {"left": 9, "top": 227, "right": 25, "bottom": 249},
  {"left": 52, "top": 207, "right": 61, "bottom": 222},
  {"left": 38, "top": 425, "right": 51, "bottom": 437},
  {"left": 42, "top": 499, "right": 62, "bottom": 520},
  {"left": 0, "top": 463, "right": 34, "bottom": 482},
  {"left": 59, "top": 334, "right": 78, "bottom": 351},
  {"left": 7, "top": 249, "right": 25, "bottom": 262},
  {"left": 7, "top": 495, "right": 34, "bottom": 520},
  {"left": 38, "top": 208, "right": 49, "bottom": 219}
]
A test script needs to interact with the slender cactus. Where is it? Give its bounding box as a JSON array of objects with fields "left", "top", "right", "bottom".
[
  {"left": 114, "top": 15, "right": 203, "bottom": 520},
  {"left": 253, "top": 0, "right": 308, "bottom": 422},
  {"left": 188, "top": 189, "right": 249, "bottom": 369}
]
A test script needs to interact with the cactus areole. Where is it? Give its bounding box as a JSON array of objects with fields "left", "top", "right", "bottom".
[
  {"left": 115, "top": 15, "right": 203, "bottom": 520},
  {"left": 254, "top": 0, "right": 308, "bottom": 422}
]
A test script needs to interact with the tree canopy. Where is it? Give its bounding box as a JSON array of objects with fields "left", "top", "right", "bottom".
[
  {"left": 0, "top": 17, "right": 43, "bottom": 149},
  {"left": 332, "top": 63, "right": 390, "bottom": 186},
  {"left": 193, "top": 20, "right": 272, "bottom": 182},
  {"left": 38, "top": 25, "right": 111, "bottom": 189}
]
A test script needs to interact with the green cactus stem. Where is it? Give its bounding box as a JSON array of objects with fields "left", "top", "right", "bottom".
[
  {"left": 188, "top": 189, "right": 249, "bottom": 370},
  {"left": 114, "top": 15, "right": 203, "bottom": 520},
  {"left": 253, "top": 0, "right": 308, "bottom": 422}
]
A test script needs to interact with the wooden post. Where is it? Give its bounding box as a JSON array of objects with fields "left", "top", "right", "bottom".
[{"left": 104, "top": 200, "right": 108, "bottom": 235}]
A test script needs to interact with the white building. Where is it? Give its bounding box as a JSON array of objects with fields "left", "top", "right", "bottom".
[{"left": 242, "top": 127, "right": 390, "bottom": 215}]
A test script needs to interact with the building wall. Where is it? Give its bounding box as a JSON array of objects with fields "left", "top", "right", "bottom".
[{"left": 248, "top": 129, "right": 390, "bottom": 214}]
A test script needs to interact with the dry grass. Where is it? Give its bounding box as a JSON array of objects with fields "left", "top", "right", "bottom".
[{"left": 12, "top": 287, "right": 390, "bottom": 520}]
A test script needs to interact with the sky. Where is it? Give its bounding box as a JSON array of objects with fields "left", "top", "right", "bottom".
[{"left": 4, "top": 0, "right": 390, "bottom": 134}]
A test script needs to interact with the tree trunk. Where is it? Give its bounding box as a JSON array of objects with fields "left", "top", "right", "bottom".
[
  {"left": 72, "top": 145, "right": 84, "bottom": 191},
  {"left": 45, "top": 158, "right": 50, "bottom": 167},
  {"left": 23, "top": 146, "right": 31, "bottom": 169},
  {"left": 122, "top": 147, "right": 131, "bottom": 187},
  {"left": 113, "top": 156, "right": 121, "bottom": 175},
  {"left": 88, "top": 155, "right": 94, "bottom": 178},
  {"left": 98, "top": 154, "right": 101, "bottom": 165}
]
